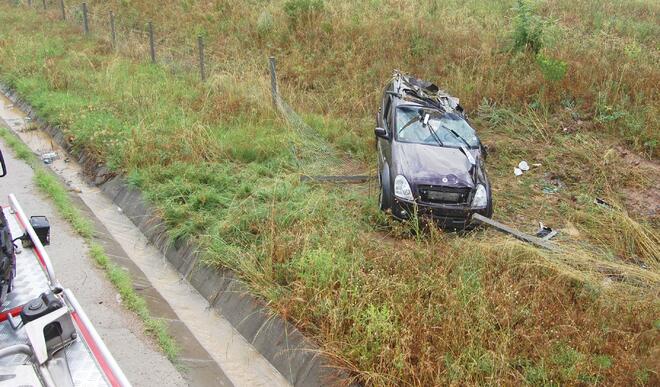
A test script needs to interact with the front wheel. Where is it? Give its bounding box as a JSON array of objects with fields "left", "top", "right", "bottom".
[{"left": 378, "top": 173, "right": 392, "bottom": 211}]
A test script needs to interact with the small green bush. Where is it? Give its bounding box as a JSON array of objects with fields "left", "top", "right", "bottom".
[
  {"left": 537, "top": 54, "right": 567, "bottom": 81},
  {"left": 283, "top": 0, "right": 324, "bottom": 26},
  {"left": 512, "top": 0, "right": 544, "bottom": 54}
]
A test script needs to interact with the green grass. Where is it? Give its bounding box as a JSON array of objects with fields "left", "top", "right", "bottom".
[
  {"left": 0, "top": 2, "right": 658, "bottom": 385},
  {"left": 0, "top": 127, "right": 179, "bottom": 361}
]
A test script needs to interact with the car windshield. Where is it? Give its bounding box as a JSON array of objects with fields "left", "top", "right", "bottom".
[{"left": 395, "top": 106, "right": 479, "bottom": 148}]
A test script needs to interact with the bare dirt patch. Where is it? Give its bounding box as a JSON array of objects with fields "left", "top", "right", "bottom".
[{"left": 615, "top": 146, "right": 660, "bottom": 221}]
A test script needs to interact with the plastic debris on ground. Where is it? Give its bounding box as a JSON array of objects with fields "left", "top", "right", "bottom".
[
  {"left": 594, "top": 197, "right": 613, "bottom": 209},
  {"left": 536, "top": 222, "right": 558, "bottom": 240},
  {"left": 40, "top": 151, "right": 58, "bottom": 164}
]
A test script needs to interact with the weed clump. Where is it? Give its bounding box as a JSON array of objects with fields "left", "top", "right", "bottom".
[
  {"left": 537, "top": 53, "right": 567, "bottom": 81},
  {"left": 512, "top": 0, "right": 544, "bottom": 54},
  {"left": 283, "top": 0, "right": 324, "bottom": 27}
]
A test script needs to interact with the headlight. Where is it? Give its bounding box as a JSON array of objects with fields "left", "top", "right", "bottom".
[
  {"left": 394, "top": 175, "right": 414, "bottom": 200},
  {"left": 472, "top": 184, "right": 488, "bottom": 207}
]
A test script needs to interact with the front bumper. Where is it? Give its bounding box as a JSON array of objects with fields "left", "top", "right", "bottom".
[{"left": 392, "top": 198, "right": 491, "bottom": 229}]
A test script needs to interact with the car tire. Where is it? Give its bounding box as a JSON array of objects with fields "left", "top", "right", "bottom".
[{"left": 378, "top": 173, "right": 392, "bottom": 211}]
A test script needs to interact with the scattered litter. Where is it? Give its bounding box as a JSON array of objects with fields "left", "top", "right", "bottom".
[
  {"left": 117, "top": 207, "right": 123, "bottom": 214},
  {"left": 536, "top": 222, "right": 558, "bottom": 240},
  {"left": 532, "top": 163, "right": 542, "bottom": 167},
  {"left": 594, "top": 197, "right": 612, "bottom": 209},
  {"left": 542, "top": 174, "right": 564, "bottom": 194},
  {"left": 542, "top": 186, "right": 559, "bottom": 194},
  {"left": 518, "top": 160, "right": 530, "bottom": 171},
  {"left": 514, "top": 167, "right": 523, "bottom": 176},
  {"left": 40, "top": 152, "right": 58, "bottom": 164}
]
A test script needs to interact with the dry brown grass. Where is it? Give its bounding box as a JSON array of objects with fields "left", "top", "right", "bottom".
[{"left": 1, "top": 1, "right": 658, "bottom": 385}]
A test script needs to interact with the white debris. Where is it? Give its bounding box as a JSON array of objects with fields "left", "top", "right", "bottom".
[
  {"left": 117, "top": 207, "right": 123, "bottom": 214},
  {"left": 40, "top": 152, "right": 58, "bottom": 164},
  {"left": 514, "top": 167, "right": 523, "bottom": 176},
  {"left": 518, "top": 160, "right": 530, "bottom": 171}
]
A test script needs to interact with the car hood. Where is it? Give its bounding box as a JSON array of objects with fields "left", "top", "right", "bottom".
[{"left": 393, "top": 141, "right": 476, "bottom": 188}]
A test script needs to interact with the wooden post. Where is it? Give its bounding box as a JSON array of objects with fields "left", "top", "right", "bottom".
[
  {"left": 148, "top": 21, "right": 155, "bottom": 64},
  {"left": 110, "top": 11, "right": 116, "bottom": 47},
  {"left": 269, "top": 56, "right": 277, "bottom": 107},
  {"left": 82, "top": 2, "right": 89, "bottom": 34},
  {"left": 41, "top": 0, "right": 45, "bottom": 11},
  {"left": 60, "top": 0, "right": 65, "bottom": 20},
  {"left": 197, "top": 35, "right": 206, "bottom": 81}
]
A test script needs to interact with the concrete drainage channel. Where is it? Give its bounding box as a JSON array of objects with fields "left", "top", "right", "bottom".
[{"left": 0, "top": 87, "right": 338, "bottom": 386}]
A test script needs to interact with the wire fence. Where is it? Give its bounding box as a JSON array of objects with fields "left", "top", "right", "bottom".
[{"left": 8, "top": 0, "right": 369, "bottom": 178}]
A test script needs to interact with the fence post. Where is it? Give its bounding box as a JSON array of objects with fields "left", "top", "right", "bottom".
[
  {"left": 110, "top": 11, "right": 116, "bottom": 47},
  {"left": 82, "top": 2, "right": 89, "bottom": 34},
  {"left": 197, "top": 36, "right": 206, "bottom": 81},
  {"left": 28, "top": 0, "right": 32, "bottom": 7},
  {"left": 41, "top": 0, "right": 45, "bottom": 10},
  {"left": 269, "top": 56, "right": 278, "bottom": 108},
  {"left": 60, "top": 0, "right": 65, "bottom": 20},
  {"left": 148, "top": 21, "right": 156, "bottom": 64}
]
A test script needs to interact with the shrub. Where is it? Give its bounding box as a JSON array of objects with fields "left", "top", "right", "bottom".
[
  {"left": 537, "top": 54, "right": 567, "bottom": 81},
  {"left": 512, "top": 0, "right": 544, "bottom": 54},
  {"left": 283, "top": 0, "right": 324, "bottom": 27},
  {"left": 256, "top": 10, "right": 274, "bottom": 38}
]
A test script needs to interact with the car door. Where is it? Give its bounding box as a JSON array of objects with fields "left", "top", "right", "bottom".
[{"left": 377, "top": 84, "right": 393, "bottom": 174}]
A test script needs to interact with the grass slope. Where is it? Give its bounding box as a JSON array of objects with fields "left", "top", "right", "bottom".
[{"left": 0, "top": 1, "right": 658, "bottom": 385}]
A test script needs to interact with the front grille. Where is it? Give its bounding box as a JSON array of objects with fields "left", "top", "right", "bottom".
[{"left": 418, "top": 185, "right": 471, "bottom": 205}]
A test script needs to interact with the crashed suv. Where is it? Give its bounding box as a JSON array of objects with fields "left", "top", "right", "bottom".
[{"left": 375, "top": 72, "right": 493, "bottom": 229}]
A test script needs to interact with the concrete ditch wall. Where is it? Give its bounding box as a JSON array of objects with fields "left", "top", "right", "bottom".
[{"left": 1, "top": 85, "right": 345, "bottom": 386}]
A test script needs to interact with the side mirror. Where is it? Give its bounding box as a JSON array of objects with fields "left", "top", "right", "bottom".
[
  {"left": 0, "top": 149, "right": 6, "bottom": 177},
  {"left": 374, "top": 127, "right": 388, "bottom": 139}
]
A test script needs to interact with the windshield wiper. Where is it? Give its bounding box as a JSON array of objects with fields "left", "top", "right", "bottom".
[
  {"left": 424, "top": 114, "right": 444, "bottom": 147},
  {"left": 440, "top": 124, "right": 475, "bottom": 165}
]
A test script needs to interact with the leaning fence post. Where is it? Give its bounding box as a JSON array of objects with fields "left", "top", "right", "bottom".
[
  {"left": 148, "top": 21, "right": 156, "bottom": 64},
  {"left": 269, "top": 56, "right": 278, "bottom": 108},
  {"left": 110, "top": 11, "right": 116, "bottom": 47},
  {"left": 197, "top": 36, "right": 206, "bottom": 81},
  {"left": 60, "top": 0, "right": 65, "bottom": 20},
  {"left": 82, "top": 3, "right": 89, "bottom": 34}
]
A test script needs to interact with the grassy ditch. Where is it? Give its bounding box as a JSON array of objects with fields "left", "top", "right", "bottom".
[
  {"left": 0, "top": 127, "right": 179, "bottom": 361},
  {"left": 1, "top": 2, "right": 659, "bottom": 385}
]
